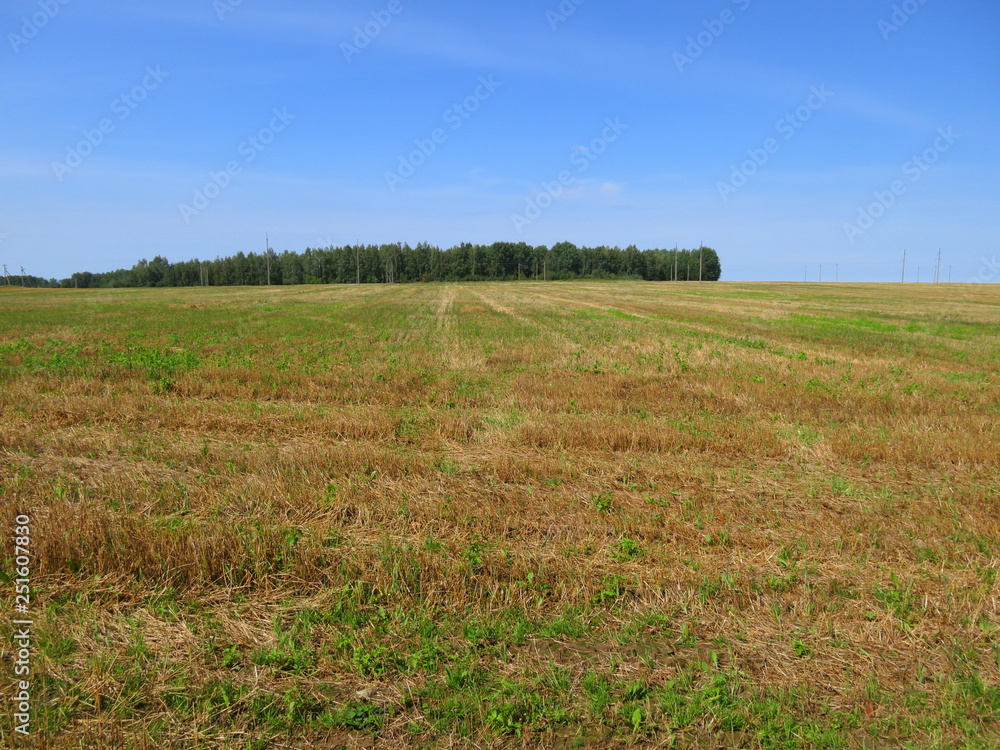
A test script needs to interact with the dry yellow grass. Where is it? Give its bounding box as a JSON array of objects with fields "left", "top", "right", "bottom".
[{"left": 0, "top": 281, "right": 997, "bottom": 748}]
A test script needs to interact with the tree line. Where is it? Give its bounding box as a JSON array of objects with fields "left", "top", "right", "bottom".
[
  {"left": 1, "top": 273, "right": 57, "bottom": 288},
  {"left": 46, "top": 242, "right": 722, "bottom": 288}
]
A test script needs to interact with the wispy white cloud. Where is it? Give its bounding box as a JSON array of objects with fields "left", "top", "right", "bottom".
[{"left": 674, "top": 58, "right": 934, "bottom": 130}]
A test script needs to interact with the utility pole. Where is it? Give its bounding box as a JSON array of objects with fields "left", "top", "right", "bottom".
[
  {"left": 804, "top": 265, "right": 807, "bottom": 283},
  {"left": 356, "top": 242, "right": 360, "bottom": 285},
  {"left": 819, "top": 264, "right": 823, "bottom": 283},
  {"left": 917, "top": 266, "right": 920, "bottom": 283},
  {"left": 543, "top": 259, "right": 546, "bottom": 281},
  {"left": 699, "top": 244, "right": 703, "bottom": 282},
  {"left": 2, "top": 264, "right": 9, "bottom": 285},
  {"left": 20, "top": 266, "right": 26, "bottom": 286},
  {"left": 948, "top": 266, "right": 952, "bottom": 283},
  {"left": 265, "top": 233, "right": 271, "bottom": 285},
  {"left": 673, "top": 245, "right": 678, "bottom": 282},
  {"left": 836, "top": 264, "right": 839, "bottom": 283},
  {"left": 901, "top": 249, "right": 906, "bottom": 283},
  {"left": 935, "top": 248, "right": 942, "bottom": 283}
]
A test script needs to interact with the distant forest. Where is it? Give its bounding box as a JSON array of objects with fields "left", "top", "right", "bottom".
[{"left": 15, "top": 242, "right": 722, "bottom": 288}]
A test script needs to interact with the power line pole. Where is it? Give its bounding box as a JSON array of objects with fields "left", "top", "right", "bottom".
[
  {"left": 935, "top": 248, "right": 942, "bottom": 283},
  {"left": 699, "top": 243, "right": 703, "bottom": 282},
  {"left": 356, "top": 240, "right": 360, "bottom": 284},
  {"left": 948, "top": 266, "right": 952, "bottom": 283},
  {"left": 265, "top": 233, "right": 271, "bottom": 286},
  {"left": 804, "top": 265, "right": 807, "bottom": 283},
  {"left": 819, "top": 264, "right": 823, "bottom": 283},
  {"left": 20, "top": 266, "right": 26, "bottom": 286},
  {"left": 673, "top": 245, "right": 678, "bottom": 281},
  {"left": 917, "top": 266, "right": 920, "bottom": 283},
  {"left": 2, "top": 264, "right": 9, "bottom": 285},
  {"left": 901, "top": 249, "right": 906, "bottom": 283}
]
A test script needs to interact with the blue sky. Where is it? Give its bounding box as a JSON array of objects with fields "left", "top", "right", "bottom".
[{"left": 3, "top": 0, "right": 998, "bottom": 282}]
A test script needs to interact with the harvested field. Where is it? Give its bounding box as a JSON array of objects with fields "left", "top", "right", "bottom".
[{"left": 0, "top": 281, "right": 998, "bottom": 748}]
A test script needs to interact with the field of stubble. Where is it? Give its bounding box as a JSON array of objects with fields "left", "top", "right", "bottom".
[{"left": 0, "top": 281, "right": 998, "bottom": 749}]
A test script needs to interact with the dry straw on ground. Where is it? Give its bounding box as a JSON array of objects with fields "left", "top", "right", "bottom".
[{"left": 0, "top": 281, "right": 997, "bottom": 748}]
